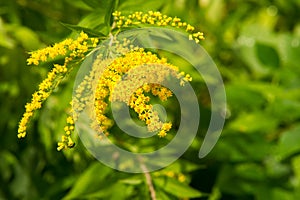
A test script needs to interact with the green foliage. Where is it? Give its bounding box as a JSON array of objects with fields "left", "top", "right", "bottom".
[{"left": 1, "top": 0, "right": 300, "bottom": 199}]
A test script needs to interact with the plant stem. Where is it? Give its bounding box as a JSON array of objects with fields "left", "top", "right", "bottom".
[{"left": 139, "top": 158, "right": 157, "bottom": 200}]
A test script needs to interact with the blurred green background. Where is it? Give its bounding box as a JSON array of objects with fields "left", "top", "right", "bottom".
[{"left": 1, "top": 0, "right": 300, "bottom": 199}]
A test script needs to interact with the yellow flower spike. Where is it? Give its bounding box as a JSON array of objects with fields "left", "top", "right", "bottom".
[
  {"left": 57, "top": 119, "right": 76, "bottom": 150},
  {"left": 26, "top": 31, "right": 97, "bottom": 66},
  {"left": 18, "top": 32, "right": 100, "bottom": 141},
  {"left": 112, "top": 11, "right": 204, "bottom": 43}
]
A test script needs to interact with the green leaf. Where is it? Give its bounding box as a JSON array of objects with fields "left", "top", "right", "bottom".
[
  {"left": 216, "top": 133, "right": 273, "bottom": 162},
  {"left": 208, "top": 187, "right": 221, "bottom": 200},
  {"left": 264, "top": 156, "right": 290, "bottom": 178},
  {"left": 156, "top": 189, "right": 174, "bottom": 200},
  {"left": 234, "top": 163, "right": 265, "bottom": 181},
  {"left": 0, "top": 20, "right": 16, "bottom": 49},
  {"left": 154, "top": 177, "right": 202, "bottom": 198},
  {"left": 161, "top": 159, "right": 203, "bottom": 174},
  {"left": 104, "top": 0, "right": 117, "bottom": 27},
  {"left": 80, "top": 0, "right": 117, "bottom": 28},
  {"left": 228, "top": 112, "right": 277, "bottom": 134},
  {"left": 0, "top": 151, "right": 17, "bottom": 181},
  {"left": 81, "top": 0, "right": 106, "bottom": 9},
  {"left": 65, "top": 0, "right": 93, "bottom": 10},
  {"left": 61, "top": 23, "right": 106, "bottom": 37},
  {"left": 118, "top": 0, "right": 165, "bottom": 12},
  {"left": 255, "top": 42, "right": 280, "bottom": 68},
  {"left": 119, "top": 177, "right": 143, "bottom": 185},
  {"left": 270, "top": 188, "right": 295, "bottom": 200},
  {"left": 266, "top": 98, "right": 300, "bottom": 123},
  {"left": 62, "top": 162, "right": 113, "bottom": 199},
  {"left": 235, "top": 23, "right": 279, "bottom": 76},
  {"left": 77, "top": 10, "right": 108, "bottom": 32},
  {"left": 277, "top": 34, "right": 300, "bottom": 69},
  {"left": 292, "top": 155, "right": 300, "bottom": 187},
  {"left": 277, "top": 124, "right": 300, "bottom": 159},
  {"left": 226, "top": 83, "right": 266, "bottom": 113},
  {"left": 10, "top": 26, "right": 41, "bottom": 50},
  {"left": 83, "top": 182, "right": 133, "bottom": 199}
]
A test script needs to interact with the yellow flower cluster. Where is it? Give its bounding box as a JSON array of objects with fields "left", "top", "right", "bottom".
[
  {"left": 19, "top": 10, "right": 202, "bottom": 150},
  {"left": 27, "top": 32, "right": 98, "bottom": 66},
  {"left": 56, "top": 37, "right": 193, "bottom": 150},
  {"left": 57, "top": 41, "right": 126, "bottom": 150},
  {"left": 112, "top": 11, "right": 204, "bottom": 43},
  {"left": 57, "top": 116, "right": 75, "bottom": 151},
  {"left": 18, "top": 32, "right": 99, "bottom": 139},
  {"left": 94, "top": 48, "right": 190, "bottom": 137}
]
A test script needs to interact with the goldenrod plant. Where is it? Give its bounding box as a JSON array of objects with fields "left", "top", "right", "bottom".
[
  {"left": 3, "top": 0, "right": 300, "bottom": 199},
  {"left": 18, "top": 11, "right": 204, "bottom": 152},
  {"left": 16, "top": 9, "right": 206, "bottom": 198}
]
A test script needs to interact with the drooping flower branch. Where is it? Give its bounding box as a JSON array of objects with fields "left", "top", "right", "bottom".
[{"left": 18, "top": 32, "right": 99, "bottom": 139}]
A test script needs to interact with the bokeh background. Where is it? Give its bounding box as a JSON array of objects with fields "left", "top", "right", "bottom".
[{"left": 1, "top": 0, "right": 300, "bottom": 199}]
